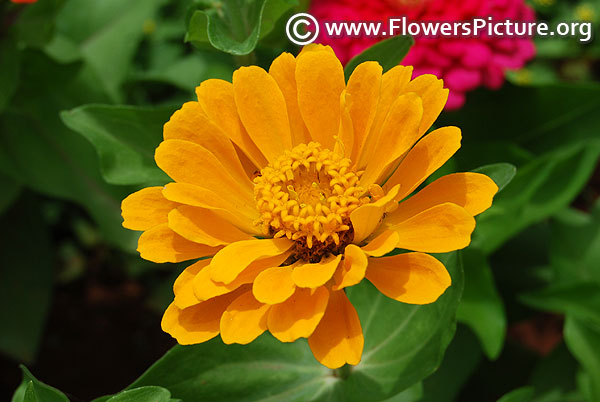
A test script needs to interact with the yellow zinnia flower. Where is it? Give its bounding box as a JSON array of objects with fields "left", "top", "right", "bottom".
[{"left": 121, "top": 44, "right": 498, "bottom": 369}]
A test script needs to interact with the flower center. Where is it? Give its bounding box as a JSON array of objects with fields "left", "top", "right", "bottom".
[{"left": 254, "top": 142, "right": 369, "bottom": 256}]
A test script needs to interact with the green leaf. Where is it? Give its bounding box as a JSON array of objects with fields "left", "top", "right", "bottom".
[
  {"left": 381, "top": 382, "right": 423, "bottom": 402},
  {"left": 456, "top": 249, "right": 506, "bottom": 359},
  {"left": 133, "top": 54, "right": 234, "bottom": 91},
  {"left": 129, "top": 336, "right": 331, "bottom": 402},
  {"left": 564, "top": 317, "right": 600, "bottom": 402},
  {"left": 576, "top": 370, "right": 595, "bottom": 402},
  {"left": 344, "top": 35, "right": 414, "bottom": 79},
  {"left": 0, "top": 39, "right": 20, "bottom": 112},
  {"left": 519, "top": 202, "right": 600, "bottom": 340},
  {"left": 472, "top": 163, "right": 517, "bottom": 192},
  {"left": 520, "top": 282, "right": 600, "bottom": 328},
  {"left": 472, "top": 140, "right": 600, "bottom": 254},
  {"left": 443, "top": 83, "right": 600, "bottom": 154},
  {"left": 11, "top": 366, "right": 69, "bottom": 402},
  {"left": 61, "top": 104, "right": 174, "bottom": 186},
  {"left": 0, "top": 197, "right": 53, "bottom": 363},
  {"left": 0, "top": 50, "right": 137, "bottom": 251},
  {"left": 186, "top": 0, "right": 298, "bottom": 56},
  {"left": 419, "top": 326, "right": 483, "bottom": 402},
  {"left": 126, "top": 253, "right": 462, "bottom": 401},
  {"left": 105, "top": 386, "right": 173, "bottom": 402},
  {"left": 549, "top": 203, "right": 600, "bottom": 285},
  {"left": 343, "top": 252, "right": 463, "bottom": 400},
  {"left": 13, "top": 0, "right": 65, "bottom": 48},
  {"left": 55, "top": 0, "right": 165, "bottom": 101},
  {"left": 496, "top": 386, "right": 535, "bottom": 402},
  {"left": 23, "top": 382, "right": 37, "bottom": 402}
]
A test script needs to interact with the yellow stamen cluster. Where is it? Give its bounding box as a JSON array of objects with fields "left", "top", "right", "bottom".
[{"left": 254, "top": 142, "right": 369, "bottom": 248}]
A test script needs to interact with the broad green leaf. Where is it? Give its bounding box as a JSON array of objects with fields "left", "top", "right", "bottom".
[
  {"left": 497, "top": 387, "right": 535, "bottom": 402},
  {"left": 125, "top": 253, "right": 462, "bottom": 401},
  {"left": 577, "top": 370, "right": 595, "bottom": 402},
  {"left": 456, "top": 249, "right": 506, "bottom": 359},
  {"left": 344, "top": 35, "right": 414, "bottom": 79},
  {"left": 472, "top": 163, "right": 517, "bottom": 192},
  {"left": 61, "top": 104, "right": 174, "bottom": 186},
  {"left": 106, "top": 386, "right": 173, "bottom": 402},
  {"left": 381, "top": 383, "right": 423, "bottom": 402},
  {"left": 43, "top": 33, "right": 82, "bottom": 64},
  {"left": 55, "top": 0, "right": 165, "bottom": 101},
  {"left": 549, "top": 202, "right": 600, "bottom": 285},
  {"left": 520, "top": 282, "right": 600, "bottom": 329},
  {"left": 564, "top": 317, "right": 600, "bottom": 402},
  {"left": 442, "top": 83, "right": 600, "bottom": 154},
  {"left": 128, "top": 336, "right": 331, "bottom": 402},
  {"left": 13, "top": 0, "right": 65, "bottom": 48},
  {"left": 133, "top": 54, "right": 234, "bottom": 91},
  {"left": 0, "top": 39, "right": 20, "bottom": 112},
  {"left": 23, "top": 382, "right": 37, "bottom": 402},
  {"left": 186, "top": 0, "right": 298, "bottom": 55},
  {"left": 420, "top": 326, "right": 482, "bottom": 402},
  {"left": 472, "top": 140, "right": 600, "bottom": 254},
  {"left": 11, "top": 366, "right": 69, "bottom": 402},
  {"left": 343, "top": 252, "right": 463, "bottom": 400},
  {"left": 0, "top": 198, "right": 53, "bottom": 363},
  {"left": 0, "top": 50, "right": 137, "bottom": 251}
]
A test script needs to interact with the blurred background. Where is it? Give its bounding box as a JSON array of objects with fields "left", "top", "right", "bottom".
[{"left": 1, "top": 0, "right": 600, "bottom": 401}]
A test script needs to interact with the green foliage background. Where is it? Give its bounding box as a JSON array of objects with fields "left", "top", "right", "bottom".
[{"left": 1, "top": 0, "right": 600, "bottom": 401}]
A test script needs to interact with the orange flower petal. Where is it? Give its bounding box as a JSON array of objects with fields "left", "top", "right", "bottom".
[
  {"left": 137, "top": 223, "right": 221, "bottom": 263},
  {"left": 161, "top": 287, "right": 246, "bottom": 344},
  {"left": 163, "top": 101, "right": 250, "bottom": 186},
  {"left": 267, "top": 287, "right": 329, "bottom": 342},
  {"left": 405, "top": 74, "right": 449, "bottom": 136},
  {"left": 385, "top": 126, "right": 462, "bottom": 200},
  {"left": 356, "top": 65, "right": 413, "bottom": 169},
  {"left": 252, "top": 265, "right": 296, "bottom": 304},
  {"left": 210, "top": 238, "right": 294, "bottom": 284},
  {"left": 233, "top": 66, "right": 292, "bottom": 163},
  {"left": 350, "top": 184, "right": 400, "bottom": 243},
  {"left": 196, "top": 79, "right": 267, "bottom": 168},
  {"left": 361, "top": 230, "right": 400, "bottom": 257},
  {"left": 346, "top": 61, "right": 382, "bottom": 162},
  {"left": 295, "top": 48, "right": 345, "bottom": 149},
  {"left": 193, "top": 252, "right": 291, "bottom": 302},
  {"left": 386, "top": 173, "right": 498, "bottom": 226},
  {"left": 366, "top": 252, "right": 451, "bottom": 304},
  {"left": 121, "top": 187, "right": 177, "bottom": 231},
  {"left": 173, "top": 259, "right": 210, "bottom": 309},
  {"left": 268, "top": 52, "right": 310, "bottom": 146},
  {"left": 334, "top": 90, "right": 354, "bottom": 158},
  {"left": 360, "top": 92, "right": 424, "bottom": 186},
  {"left": 168, "top": 206, "right": 253, "bottom": 247},
  {"left": 332, "top": 245, "right": 368, "bottom": 291},
  {"left": 155, "top": 139, "right": 253, "bottom": 202},
  {"left": 291, "top": 254, "right": 342, "bottom": 288},
  {"left": 308, "top": 290, "right": 363, "bottom": 369},
  {"left": 298, "top": 43, "right": 336, "bottom": 56},
  {"left": 162, "top": 183, "right": 260, "bottom": 234},
  {"left": 389, "top": 203, "right": 475, "bottom": 253},
  {"left": 220, "top": 290, "right": 270, "bottom": 345}
]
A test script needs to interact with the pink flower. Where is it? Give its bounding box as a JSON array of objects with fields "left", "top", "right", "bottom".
[{"left": 310, "top": 0, "right": 536, "bottom": 109}]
